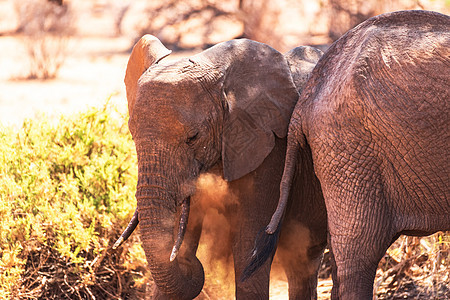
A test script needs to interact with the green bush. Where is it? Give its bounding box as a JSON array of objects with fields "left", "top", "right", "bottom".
[{"left": 0, "top": 101, "right": 148, "bottom": 299}]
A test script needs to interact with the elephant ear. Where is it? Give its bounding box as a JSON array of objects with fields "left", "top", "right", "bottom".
[
  {"left": 191, "top": 39, "right": 299, "bottom": 181},
  {"left": 124, "top": 35, "right": 172, "bottom": 123},
  {"left": 284, "top": 46, "right": 323, "bottom": 95}
]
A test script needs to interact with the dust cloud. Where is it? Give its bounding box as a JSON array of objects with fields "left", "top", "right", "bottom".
[
  {"left": 192, "top": 172, "right": 237, "bottom": 299},
  {"left": 190, "top": 173, "right": 315, "bottom": 299},
  {"left": 195, "top": 172, "right": 239, "bottom": 211},
  {"left": 269, "top": 220, "right": 317, "bottom": 299},
  {"left": 276, "top": 220, "right": 315, "bottom": 281}
]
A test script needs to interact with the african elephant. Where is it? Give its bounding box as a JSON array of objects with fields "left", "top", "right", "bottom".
[
  {"left": 115, "top": 35, "right": 327, "bottom": 299},
  {"left": 246, "top": 10, "right": 450, "bottom": 299}
]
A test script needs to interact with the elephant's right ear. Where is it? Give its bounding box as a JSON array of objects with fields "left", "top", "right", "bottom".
[{"left": 124, "top": 35, "right": 171, "bottom": 123}]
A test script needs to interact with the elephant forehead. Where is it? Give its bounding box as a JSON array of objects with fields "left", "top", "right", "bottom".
[
  {"left": 140, "top": 57, "right": 198, "bottom": 83},
  {"left": 137, "top": 62, "right": 208, "bottom": 104},
  {"left": 137, "top": 67, "right": 205, "bottom": 106},
  {"left": 132, "top": 102, "right": 185, "bottom": 137},
  {"left": 132, "top": 83, "right": 212, "bottom": 138},
  {"left": 136, "top": 64, "right": 218, "bottom": 114},
  {"left": 139, "top": 71, "right": 198, "bottom": 92}
]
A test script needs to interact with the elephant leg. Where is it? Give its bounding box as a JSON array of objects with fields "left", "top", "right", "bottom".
[
  {"left": 225, "top": 191, "right": 273, "bottom": 299},
  {"left": 235, "top": 255, "right": 272, "bottom": 299},
  {"left": 330, "top": 235, "right": 385, "bottom": 299},
  {"left": 279, "top": 247, "right": 324, "bottom": 299},
  {"left": 326, "top": 192, "right": 395, "bottom": 300},
  {"left": 277, "top": 223, "right": 326, "bottom": 299},
  {"left": 228, "top": 138, "right": 287, "bottom": 299},
  {"left": 230, "top": 212, "right": 272, "bottom": 299},
  {"left": 328, "top": 234, "right": 339, "bottom": 300}
]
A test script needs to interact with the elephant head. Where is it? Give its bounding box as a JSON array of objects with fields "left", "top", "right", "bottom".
[
  {"left": 284, "top": 45, "right": 323, "bottom": 95},
  {"left": 124, "top": 35, "right": 299, "bottom": 299}
]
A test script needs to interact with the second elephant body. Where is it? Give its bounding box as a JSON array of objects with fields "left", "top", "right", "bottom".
[{"left": 248, "top": 10, "right": 450, "bottom": 300}]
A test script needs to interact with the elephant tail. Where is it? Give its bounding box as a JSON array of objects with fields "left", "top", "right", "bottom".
[
  {"left": 266, "top": 137, "right": 299, "bottom": 234},
  {"left": 240, "top": 223, "right": 281, "bottom": 282},
  {"left": 241, "top": 138, "right": 300, "bottom": 281}
]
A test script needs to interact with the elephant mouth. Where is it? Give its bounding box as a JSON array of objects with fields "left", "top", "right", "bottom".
[{"left": 113, "top": 196, "right": 191, "bottom": 263}]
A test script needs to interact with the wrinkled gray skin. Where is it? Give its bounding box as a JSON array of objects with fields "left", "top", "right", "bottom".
[
  {"left": 262, "top": 10, "right": 449, "bottom": 299},
  {"left": 123, "top": 35, "right": 327, "bottom": 299}
]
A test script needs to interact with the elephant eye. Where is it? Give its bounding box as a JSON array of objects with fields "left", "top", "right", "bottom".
[{"left": 186, "top": 132, "right": 199, "bottom": 145}]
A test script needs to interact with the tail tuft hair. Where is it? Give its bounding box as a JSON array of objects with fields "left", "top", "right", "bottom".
[{"left": 240, "top": 224, "right": 281, "bottom": 282}]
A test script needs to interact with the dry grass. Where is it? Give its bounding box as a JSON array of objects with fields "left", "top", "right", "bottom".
[{"left": 375, "top": 234, "right": 450, "bottom": 299}]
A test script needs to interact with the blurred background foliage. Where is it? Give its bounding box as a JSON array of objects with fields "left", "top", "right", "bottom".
[
  {"left": 2, "top": 0, "right": 448, "bottom": 79},
  {"left": 5, "top": 0, "right": 450, "bottom": 53},
  {"left": 130, "top": 0, "right": 450, "bottom": 51}
]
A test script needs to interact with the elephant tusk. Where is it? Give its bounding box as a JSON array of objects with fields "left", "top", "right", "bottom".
[
  {"left": 113, "top": 209, "right": 139, "bottom": 249},
  {"left": 170, "top": 197, "right": 190, "bottom": 262}
]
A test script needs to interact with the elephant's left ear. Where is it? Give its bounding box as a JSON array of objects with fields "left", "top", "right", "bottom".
[
  {"left": 193, "top": 39, "right": 299, "bottom": 181},
  {"left": 124, "top": 35, "right": 171, "bottom": 123}
]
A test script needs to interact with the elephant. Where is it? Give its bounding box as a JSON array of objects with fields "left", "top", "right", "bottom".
[
  {"left": 245, "top": 10, "right": 450, "bottom": 299},
  {"left": 114, "top": 35, "right": 327, "bottom": 299}
]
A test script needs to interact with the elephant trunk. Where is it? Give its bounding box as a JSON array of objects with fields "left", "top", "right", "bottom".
[{"left": 136, "top": 156, "right": 204, "bottom": 299}]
